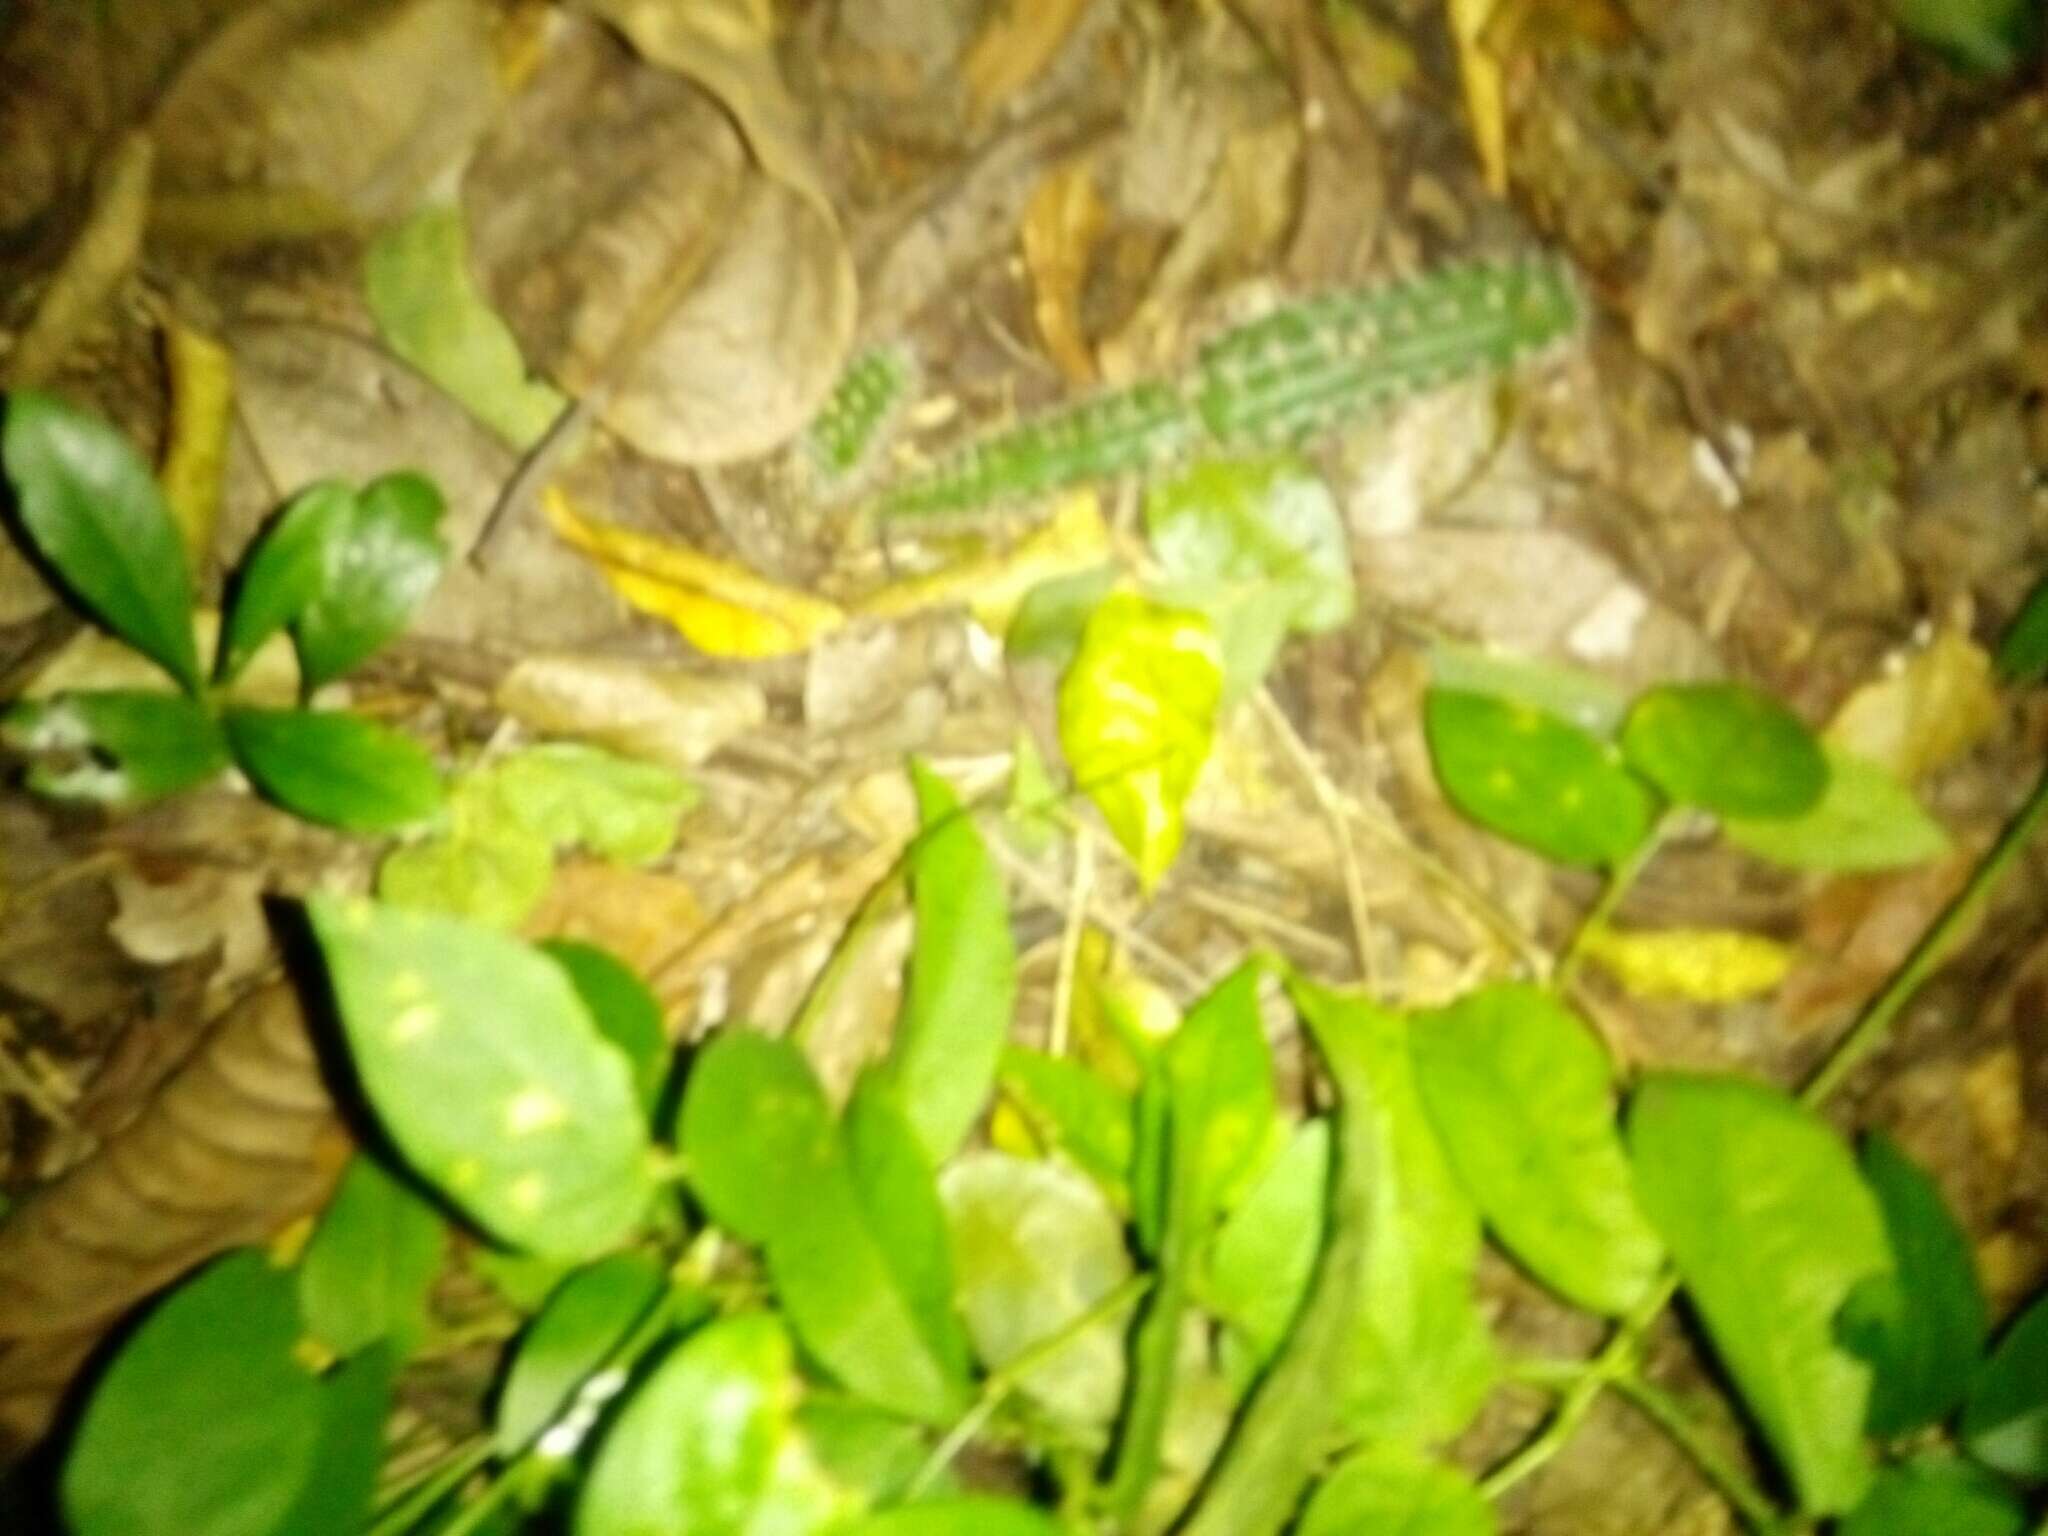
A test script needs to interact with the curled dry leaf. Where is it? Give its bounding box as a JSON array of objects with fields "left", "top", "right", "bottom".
[
  {"left": 1022, "top": 159, "right": 1107, "bottom": 387},
  {"left": 496, "top": 653, "right": 768, "bottom": 773},
  {"left": 468, "top": 8, "right": 854, "bottom": 464},
  {"left": 0, "top": 984, "right": 347, "bottom": 1456},
  {"left": 148, "top": 0, "right": 500, "bottom": 240}
]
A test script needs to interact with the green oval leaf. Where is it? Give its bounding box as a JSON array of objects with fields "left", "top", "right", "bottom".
[
  {"left": 297, "top": 1153, "right": 445, "bottom": 1362},
  {"left": 1628, "top": 1073, "right": 1891, "bottom": 1514},
  {"left": 1839, "top": 1454, "right": 2027, "bottom": 1536},
  {"left": 3, "top": 690, "right": 229, "bottom": 804},
  {"left": 61, "top": 1251, "right": 328, "bottom": 1536},
  {"left": 3, "top": 390, "right": 201, "bottom": 693},
  {"left": 1202, "top": 1118, "right": 1328, "bottom": 1367},
  {"left": 575, "top": 1312, "right": 793, "bottom": 1536},
  {"left": 1997, "top": 572, "right": 2048, "bottom": 683},
  {"left": 1838, "top": 1133, "right": 1988, "bottom": 1437},
  {"left": 678, "top": 1030, "right": 839, "bottom": 1246},
  {"left": 1621, "top": 682, "right": 1826, "bottom": 819},
  {"left": 1058, "top": 592, "right": 1222, "bottom": 891},
  {"left": 835, "top": 1500, "right": 1065, "bottom": 1536},
  {"left": 1724, "top": 748, "right": 1951, "bottom": 871},
  {"left": 1411, "top": 983, "right": 1663, "bottom": 1316},
  {"left": 942, "top": 1152, "right": 1134, "bottom": 1426},
  {"left": 1961, "top": 1290, "right": 2048, "bottom": 1483},
  {"left": 497, "top": 1252, "right": 669, "bottom": 1456},
  {"left": 1296, "top": 1444, "right": 1495, "bottom": 1536},
  {"left": 541, "top": 940, "right": 671, "bottom": 1117},
  {"left": 306, "top": 897, "right": 655, "bottom": 1259},
  {"left": 997, "top": 1044, "right": 1135, "bottom": 1201},
  {"left": 485, "top": 742, "right": 696, "bottom": 863},
  {"left": 1423, "top": 688, "right": 1655, "bottom": 867},
  {"left": 1143, "top": 455, "right": 1356, "bottom": 700},
  {"left": 294, "top": 470, "right": 448, "bottom": 690},
  {"left": 219, "top": 482, "right": 352, "bottom": 686},
  {"left": 876, "top": 759, "right": 1018, "bottom": 1164},
  {"left": 226, "top": 707, "right": 445, "bottom": 832},
  {"left": 276, "top": 1346, "right": 394, "bottom": 1536}
]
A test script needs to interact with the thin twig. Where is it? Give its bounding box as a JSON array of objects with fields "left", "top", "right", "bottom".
[
  {"left": 1254, "top": 690, "right": 1379, "bottom": 989},
  {"left": 1049, "top": 828, "right": 1095, "bottom": 1057}
]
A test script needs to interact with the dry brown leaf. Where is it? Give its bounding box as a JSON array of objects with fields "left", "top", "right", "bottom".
[
  {"left": 1825, "top": 629, "right": 2002, "bottom": 784},
  {"left": 109, "top": 863, "right": 271, "bottom": 980},
  {"left": 524, "top": 861, "right": 707, "bottom": 1038},
  {"left": 496, "top": 653, "right": 767, "bottom": 772},
  {"left": 1021, "top": 159, "right": 1106, "bottom": 386},
  {"left": 0, "top": 984, "right": 347, "bottom": 1456},
  {"left": 4, "top": 130, "right": 153, "bottom": 390},
  {"left": 963, "top": 0, "right": 1092, "bottom": 124},
  {"left": 1777, "top": 848, "right": 1981, "bottom": 1034}
]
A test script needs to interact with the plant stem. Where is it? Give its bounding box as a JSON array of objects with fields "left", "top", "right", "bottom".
[
  {"left": 1609, "top": 1375, "right": 1785, "bottom": 1534},
  {"left": 1800, "top": 759, "right": 2048, "bottom": 1107},
  {"left": 366, "top": 1437, "right": 492, "bottom": 1536},
  {"left": 430, "top": 1457, "right": 542, "bottom": 1536},
  {"left": 906, "top": 1273, "right": 1150, "bottom": 1502},
  {"left": 1555, "top": 814, "right": 1670, "bottom": 991}
]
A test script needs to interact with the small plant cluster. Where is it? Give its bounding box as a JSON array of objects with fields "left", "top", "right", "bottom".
[
  {"left": 34, "top": 569, "right": 2048, "bottom": 1535},
  {"left": 863, "top": 255, "right": 1578, "bottom": 522},
  {"left": 0, "top": 392, "right": 452, "bottom": 832}
]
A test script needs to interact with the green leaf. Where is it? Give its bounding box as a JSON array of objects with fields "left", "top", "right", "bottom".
[
  {"left": 1427, "top": 641, "right": 1629, "bottom": 736},
  {"left": 497, "top": 1252, "right": 669, "bottom": 1456},
  {"left": 1628, "top": 1073, "right": 1891, "bottom": 1514},
  {"left": 1168, "top": 961, "right": 1277, "bottom": 1224},
  {"left": 1884, "top": 0, "right": 2040, "bottom": 74},
  {"left": 365, "top": 205, "right": 569, "bottom": 449},
  {"left": 1202, "top": 1118, "right": 1328, "bottom": 1367},
  {"left": 576, "top": 1313, "right": 793, "bottom": 1536},
  {"left": 1839, "top": 1455, "right": 2027, "bottom": 1536},
  {"left": 1997, "top": 573, "right": 2048, "bottom": 682},
  {"left": 3, "top": 690, "right": 229, "bottom": 803},
  {"left": 795, "top": 1401, "right": 933, "bottom": 1505},
  {"left": 1621, "top": 682, "right": 1826, "bottom": 820},
  {"left": 1838, "top": 1133, "right": 1988, "bottom": 1437},
  {"left": 941, "top": 1152, "right": 1134, "bottom": 1426},
  {"left": 1423, "top": 688, "right": 1655, "bottom": 867},
  {"left": 293, "top": 471, "right": 447, "bottom": 690},
  {"left": 997, "top": 1044, "right": 1134, "bottom": 1201},
  {"left": 1961, "top": 1290, "right": 2048, "bottom": 1483},
  {"left": 3, "top": 390, "right": 201, "bottom": 693},
  {"left": 542, "top": 940, "right": 671, "bottom": 1117},
  {"left": 378, "top": 820, "right": 554, "bottom": 927},
  {"left": 1143, "top": 455, "right": 1355, "bottom": 700},
  {"left": 1291, "top": 986, "right": 1496, "bottom": 1448},
  {"left": 275, "top": 1346, "right": 394, "bottom": 1536},
  {"left": 219, "top": 482, "right": 352, "bottom": 685},
  {"left": 1725, "top": 748, "right": 1950, "bottom": 871},
  {"left": 61, "top": 1250, "right": 328, "bottom": 1536},
  {"left": 677, "top": 1031, "right": 969, "bottom": 1423},
  {"left": 306, "top": 897, "right": 656, "bottom": 1258},
  {"left": 297, "top": 1154, "right": 444, "bottom": 1361},
  {"left": 1058, "top": 592, "right": 1223, "bottom": 891},
  {"left": 1005, "top": 564, "right": 1118, "bottom": 666},
  {"left": 835, "top": 1501, "right": 1064, "bottom": 1536},
  {"left": 486, "top": 742, "right": 697, "bottom": 862},
  {"left": 876, "top": 760, "right": 1018, "bottom": 1164},
  {"left": 1410, "top": 983, "right": 1662, "bottom": 1316},
  {"left": 226, "top": 708, "right": 444, "bottom": 832},
  {"left": 1295, "top": 1444, "right": 1495, "bottom": 1536}
]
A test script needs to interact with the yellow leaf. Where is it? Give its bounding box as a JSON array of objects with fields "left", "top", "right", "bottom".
[
  {"left": 1825, "top": 630, "right": 2001, "bottom": 784},
  {"left": 1447, "top": 0, "right": 1509, "bottom": 196},
  {"left": 854, "top": 490, "right": 1111, "bottom": 632},
  {"left": 546, "top": 489, "right": 844, "bottom": 659},
  {"left": 158, "top": 319, "right": 235, "bottom": 565},
  {"left": 1582, "top": 926, "right": 1795, "bottom": 1002},
  {"left": 989, "top": 1099, "right": 1044, "bottom": 1159},
  {"left": 1022, "top": 159, "right": 1105, "bottom": 387},
  {"left": 964, "top": 0, "right": 1092, "bottom": 123}
]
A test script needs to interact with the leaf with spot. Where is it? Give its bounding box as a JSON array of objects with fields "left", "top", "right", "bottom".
[
  {"left": 3, "top": 389, "right": 202, "bottom": 694},
  {"left": 306, "top": 898, "right": 656, "bottom": 1260},
  {"left": 1424, "top": 688, "right": 1656, "bottom": 867},
  {"left": 1838, "top": 1132, "right": 1988, "bottom": 1438},
  {"left": 1058, "top": 593, "right": 1223, "bottom": 891},
  {"left": 875, "top": 760, "right": 1018, "bottom": 1165},
  {"left": 1295, "top": 1444, "right": 1495, "bottom": 1536},
  {"left": 1629, "top": 1073, "right": 1891, "bottom": 1514},
  {"left": 1621, "top": 682, "right": 1826, "bottom": 820},
  {"left": 942, "top": 1152, "right": 1134, "bottom": 1427},
  {"left": 1427, "top": 641, "right": 1629, "bottom": 735},
  {"left": 498, "top": 1252, "right": 671, "bottom": 1457},
  {"left": 576, "top": 1313, "right": 794, "bottom": 1536},
  {"left": 3, "top": 690, "right": 230, "bottom": 804},
  {"left": 297, "top": 1153, "right": 445, "bottom": 1361},
  {"left": 226, "top": 708, "right": 444, "bottom": 833}
]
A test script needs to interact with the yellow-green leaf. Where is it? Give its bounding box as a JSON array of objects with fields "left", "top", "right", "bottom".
[{"left": 1580, "top": 926, "right": 1795, "bottom": 1002}]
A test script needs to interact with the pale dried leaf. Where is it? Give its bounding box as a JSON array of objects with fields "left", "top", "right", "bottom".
[
  {"left": 964, "top": 0, "right": 1093, "bottom": 123},
  {"left": 109, "top": 863, "right": 271, "bottom": 979},
  {"left": 1021, "top": 159, "right": 1106, "bottom": 386},
  {"left": 1825, "top": 629, "right": 2001, "bottom": 784},
  {"left": 496, "top": 654, "right": 767, "bottom": 773}
]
